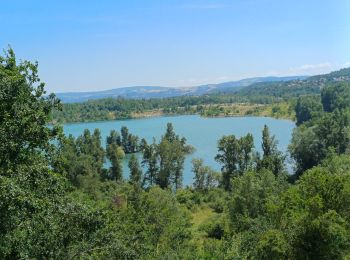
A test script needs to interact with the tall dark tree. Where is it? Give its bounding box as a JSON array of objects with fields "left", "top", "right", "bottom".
[
  {"left": 128, "top": 154, "right": 142, "bottom": 187},
  {"left": 141, "top": 139, "right": 159, "bottom": 187},
  {"left": 107, "top": 130, "right": 122, "bottom": 147},
  {"left": 118, "top": 126, "right": 140, "bottom": 153},
  {"left": 257, "top": 125, "right": 285, "bottom": 176},
  {"left": 106, "top": 131, "right": 125, "bottom": 181},
  {"left": 164, "top": 122, "right": 177, "bottom": 142}
]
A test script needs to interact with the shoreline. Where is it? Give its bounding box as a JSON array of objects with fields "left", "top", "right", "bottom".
[
  {"left": 55, "top": 110, "right": 295, "bottom": 126},
  {"left": 52, "top": 101, "right": 296, "bottom": 125}
]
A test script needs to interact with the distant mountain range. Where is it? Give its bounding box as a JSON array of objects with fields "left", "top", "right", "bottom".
[
  {"left": 55, "top": 68, "right": 350, "bottom": 103},
  {"left": 55, "top": 76, "right": 307, "bottom": 103}
]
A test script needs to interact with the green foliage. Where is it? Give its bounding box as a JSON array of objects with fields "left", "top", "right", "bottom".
[
  {"left": 0, "top": 48, "right": 61, "bottom": 172},
  {"left": 228, "top": 170, "right": 287, "bottom": 233},
  {"left": 106, "top": 130, "right": 125, "bottom": 181},
  {"left": 121, "top": 126, "right": 140, "bottom": 153},
  {"left": 256, "top": 125, "right": 285, "bottom": 176},
  {"left": 141, "top": 138, "right": 158, "bottom": 186},
  {"left": 53, "top": 129, "right": 106, "bottom": 185},
  {"left": 2, "top": 48, "right": 350, "bottom": 259},
  {"left": 290, "top": 108, "right": 350, "bottom": 174},
  {"left": 141, "top": 123, "right": 193, "bottom": 190},
  {"left": 222, "top": 157, "right": 350, "bottom": 259},
  {"left": 321, "top": 82, "right": 350, "bottom": 112},
  {"left": 257, "top": 229, "right": 289, "bottom": 259},
  {"left": 290, "top": 82, "right": 350, "bottom": 175},
  {"left": 0, "top": 48, "right": 103, "bottom": 259},
  {"left": 215, "top": 133, "right": 254, "bottom": 190},
  {"left": 295, "top": 95, "right": 323, "bottom": 125},
  {"left": 239, "top": 67, "right": 350, "bottom": 98},
  {"left": 192, "top": 158, "right": 220, "bottom": 192},
  {"left": 128, "top": 154, "right": 142, "bottom": 186}
]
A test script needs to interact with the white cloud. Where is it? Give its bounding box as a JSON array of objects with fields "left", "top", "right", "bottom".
[
  {"left": 262, "top": 62, "right": 348, "bottom": 77},
  {"left": 342, "top": 61, "right": 350, "bottom": 67},
  {"left": 288, "top": 62, "right": 333, "bottom": 75}
]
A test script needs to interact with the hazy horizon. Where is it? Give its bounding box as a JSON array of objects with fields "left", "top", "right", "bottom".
[
  {"left": 55, "top": 74, "right": 312, "bottom": 94},
  {"left": 1, "top": 0, "right": 349, "bottom": 92}
]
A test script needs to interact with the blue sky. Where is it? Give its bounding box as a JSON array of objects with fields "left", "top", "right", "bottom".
[{"left": 1, "top": 0, "right": 349, "bottom": 92}]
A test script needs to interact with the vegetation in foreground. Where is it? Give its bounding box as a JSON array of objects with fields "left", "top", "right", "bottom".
[{"left": 1, "top": 49, "right": 350, "bottom": 259}]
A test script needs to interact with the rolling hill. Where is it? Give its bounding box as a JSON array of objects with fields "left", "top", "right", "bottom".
[{"left": 55, "top": 76, "right": 307, "bottom": 103}]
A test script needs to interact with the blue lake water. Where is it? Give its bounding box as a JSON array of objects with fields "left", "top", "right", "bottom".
[{"left": 63, "top": 115, "right": 295, "bottom": 186}]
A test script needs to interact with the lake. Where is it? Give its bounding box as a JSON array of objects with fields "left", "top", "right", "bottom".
[{"left": 63, "top": 115, "right": 295, "bottom": 186}]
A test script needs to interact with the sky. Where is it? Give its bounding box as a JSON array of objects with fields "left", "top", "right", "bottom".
[{"left": 1, "top": 0, "right": 349, "bottom": 93}]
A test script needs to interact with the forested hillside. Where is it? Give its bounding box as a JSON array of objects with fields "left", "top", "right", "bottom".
[
  {"left": 1, "top": 50, "right": 350, "bottom": 259},
  {"left": 237, "top": 67, "right": 350, "bottom": 97},
  {"left": 52, "top": 68, "right": 350, "bottom": 123}
]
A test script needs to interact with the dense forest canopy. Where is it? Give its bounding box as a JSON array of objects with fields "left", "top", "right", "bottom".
[{"left": 1, "top": 49, "right": 350, "bottom": 258}]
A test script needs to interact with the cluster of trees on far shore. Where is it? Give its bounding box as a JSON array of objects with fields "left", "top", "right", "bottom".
[{"left": 1, "top": 49, "right": 350, "bottom": 259}]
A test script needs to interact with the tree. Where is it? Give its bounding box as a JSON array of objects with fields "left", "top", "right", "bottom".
[
  {"left": 0, "top": 48, "right": 61, "bottom": 172},
  {"left": 192, "top": 159, "right": 218, "bottom": 192},
  {"left": 321, "top": 82, "right": 350, "bottom": 112},
  {"left": 157, "top": 124, "right": 190, "bottom": 190},
  {"left": 257, "top": 125, "right": 285, "bottom": 176},
  {"left": 141, "top": 139, "right": 159, "bottom": 187},
  {"left": 141, "top": 123, "right": 192, "bottom": 190},
  {"left": 128, "top": 154, "right": 142, "bottom": 186},
  {"left": 0, "top": 48, "right": 102, "bottom": 259},
  {"left": 164, "top": 122, "right": 177, "bottom": 142},
  {"left": 289, "top": 109, "right": 350, "bottom": 175},
  {"left": 119, "top": 126, "right": 139, "bottom": 153},
  {"left": 215, "top": 134, "right": 254, "bottom": 190},
  {"left": 295, "top": 96, "right": 323, "bottom": 126},
  {"left": 106, "top": 131, "right": 125, "bottom": 181},
  {"left": 121, "top": 126, "right": 129, "bottom": 151},
  {"left": 107, "top": 130, "right": 121, "bottom": 147}
]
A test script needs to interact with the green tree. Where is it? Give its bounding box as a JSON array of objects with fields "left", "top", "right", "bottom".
[
  {"left": 0, "top": 48, "right": 61, "bottom": 172},
  {"left": 0, "top": 48, "right": 102, "bottom": 259},
  {"left": 321, "top": 82, "right": 350, "bottom": 112},
  {"left": 257, "top": 125, "right": 285, "bottom": 176},
  {"left": 106, "top": 130, "right": 121, "bottom": 147},
  {"left": 141, "top": 139, "right": 159, "bottom": 187},
  {"left": 128, "top": 154, "right": 142, "bottom": 186},
  {"left": 106, "top": 131, "right": 125, "bottom": 181},
  {"left": 192, "top": 158, "right": 219, "bottom": 192},
  {"left": 164, "top": 122, "right": 177, "bottom": 142},
  {"left": 121, "top": 126, "right": 129, "bottom": 150},
  {"left": 141, "top": 123, "right": 192, "bottom": 190},
  {"left": 290, "top": 109, "right": 350, "bottom": 174},
  {"left": 157, "top": 124, "right": 190, "bottom": 190},
  {"left": 295, "top": 95, "right": 323, "bottom": 125},
  {"left": 215, "top": 134, "right": 254, "bottom": 190}
]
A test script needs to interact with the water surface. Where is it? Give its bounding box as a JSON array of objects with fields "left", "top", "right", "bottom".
[{"left": 64, "top": 115, "right": 295, "bottom": 185}]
